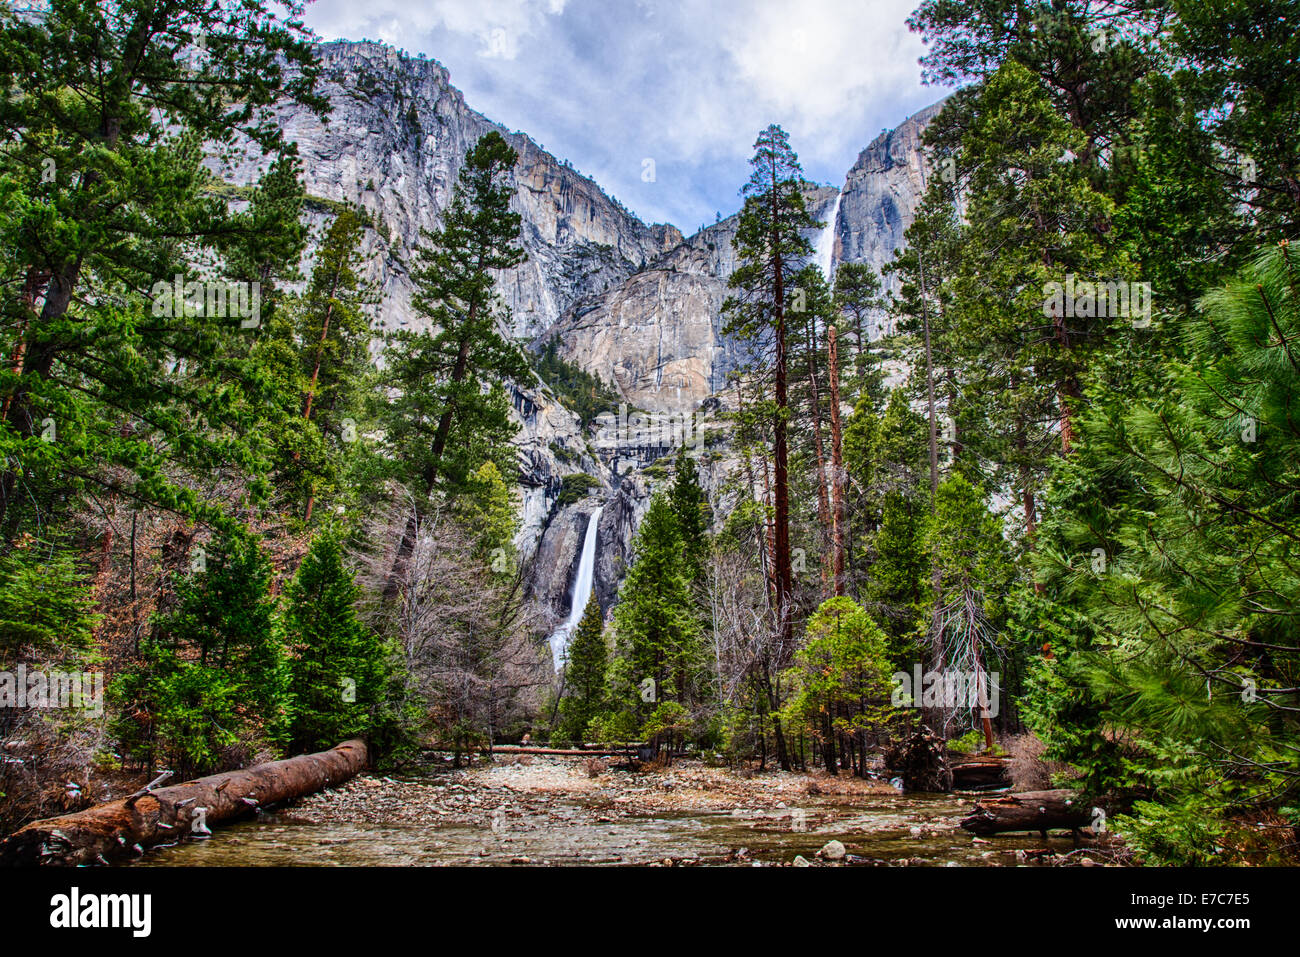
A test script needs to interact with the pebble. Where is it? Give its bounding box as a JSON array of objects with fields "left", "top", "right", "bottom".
[{"left": 818, "top": 840, "right": 847, "bottom": 861}]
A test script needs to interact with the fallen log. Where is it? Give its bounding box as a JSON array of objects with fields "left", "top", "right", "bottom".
[
  {"left": 0, "top": 738, "right": 367, "bottom": 866},
  {"left": 950, "top": 756, "right": 1011, "bottom": 790},
  {"left": 424, "top": 746, "right": 639, "bottom": 757},
  {"left": 959, "top": 788, "right": 1093, "bottom": 836}
]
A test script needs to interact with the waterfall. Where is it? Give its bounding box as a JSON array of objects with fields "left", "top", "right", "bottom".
[
  {"left": 815, "top": 191, "right": 842, "bottom": 281},
  {"left": 549, "top": 506, "right": 603, "bottom": 671}
]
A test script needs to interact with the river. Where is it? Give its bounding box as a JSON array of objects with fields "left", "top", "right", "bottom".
[{"left": 132, "top": 756, "right": 1079, "bottom": 866}]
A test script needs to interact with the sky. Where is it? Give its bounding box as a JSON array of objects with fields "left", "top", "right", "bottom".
[{"left": 303, "top": 0, "right": 956, "bottom": 232}]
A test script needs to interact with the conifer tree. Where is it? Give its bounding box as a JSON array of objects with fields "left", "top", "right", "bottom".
[
  {"left": 112, "top": 527, "right": 286, "bottom": 772},
  {"left": 1024, "top": 242, "right": 1300, "bottom": 861},
  {"left": 259, "top": 207, "right": 376, "bottom": 521},
  {"left": 380, "top": 131, "right": 529, "bottom": 500},
  {"left": 781, "top": 596, "right": 895, "bottom": 776},
  {"left": 612, "top": 494, "right": 702, "bottom": 725},
  {"left": 0, "top": 0, "right": 325, "bottom": 541},
  {"left": 722, "top": 126, "right": 820, "bottom": 768},
  {"left": 924, "top": 473, "right": 1013, "bottom": 743},
  {"left": 285, "top": 529, "right": 399, "bottom": 755},
  {"left": 668, "top": 447, "right": 710, "bottom": 587},
  {"left": 557, "top": 593, "right": 607, "bottom": 744},
  {"left": 832, "top": 262, "right": 886, "bottom": 398}
]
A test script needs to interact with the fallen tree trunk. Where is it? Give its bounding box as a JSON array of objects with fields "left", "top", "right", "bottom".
[
  {"left": 0, "top": 739, "right": 367, "bottom": 866},
  {"left": 950, "top": 756, "right": 1011, "bottom": 790},
  {"left": 425, "top": 746, "right": 638, "bottom": 757},
  {"left": 959, "top": 789, "right": 1093, "bottom": 836}
]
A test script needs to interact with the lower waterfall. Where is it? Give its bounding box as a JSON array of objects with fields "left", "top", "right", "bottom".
[{"left": 549, "top": 505, "right": 603, "bottom": 671}]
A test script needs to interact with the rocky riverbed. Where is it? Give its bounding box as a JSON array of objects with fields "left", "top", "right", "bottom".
[{"left": 133, "top": 755, "right": 1112, "bottom": 867}]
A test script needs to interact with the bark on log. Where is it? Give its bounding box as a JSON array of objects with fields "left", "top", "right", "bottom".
[
  {"left": 424, "top": 746, "right": 638, "bottom": 757},
  {"left": 0, "top": 739, "right": 367, "bottom": 866},
  {"left": 950, "top": 756, "right": 1011, "bottom": 790},
  {"left": 959, "top": 789, "right": 1092, "bottom": 835}
]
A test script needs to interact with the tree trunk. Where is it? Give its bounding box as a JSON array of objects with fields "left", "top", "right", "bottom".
[
  {"left": 0, "top": 740, "right": 368, "bottom": 866},
  {"left": 958, "top": 789, "right": 1093, "bottom": 836},
  {"left": 803, "top": 311, "right": 833, "bottom": 594},
  {"left": 827, "top": 323, "right": 847, "bottom": 596}
]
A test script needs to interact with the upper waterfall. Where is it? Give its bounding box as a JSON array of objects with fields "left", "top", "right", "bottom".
[
  {"left": 815, "top": 191, "right": 842, "bottom": 281},
  {"left": 549, "top": 506, "right": 603, "bottom": 671}
]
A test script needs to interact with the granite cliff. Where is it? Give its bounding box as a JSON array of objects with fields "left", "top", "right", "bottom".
[{"left": 220, "top": 39, "right": 942, "bottom": 628}]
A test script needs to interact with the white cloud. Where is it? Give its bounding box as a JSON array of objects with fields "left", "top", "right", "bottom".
[
  {"left": 309, "top": 0, "right": 568, "bottom": 60},
  {"left": 304, "top": 0, "right": 953, "bottom": 228}
]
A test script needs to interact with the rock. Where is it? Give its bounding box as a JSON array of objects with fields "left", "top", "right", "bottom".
[
  {"left": 212, "top": 35, "right": 942, "bottom": 600},
  {"left": 792, "top": 855, "right": 813, "bottom": 867},
  {"left": 218, "top": 42, "right": 674, "bottom": 342},
  {"left": 837, "top": 99, "right": 947, "bottom": 328},
  {"left": 818, "top": 840, "right": 847, "bottom": 861}
]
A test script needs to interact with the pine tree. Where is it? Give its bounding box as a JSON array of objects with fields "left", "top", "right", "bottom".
[
  {"left": 611, "top": 494, "right": 702, "bottom": 725},
  {"left": 924, "top": 473, "right": 1013, "bottom": 743},
  {"left": 722, "top": 126, "right": 821, "bottom": 769},
  {"left": 0, "top": 0, "right": 325, "bottom": 542},
  {"left": 832, "top": 262, "right": 886, "bottom": 398},
  {"left": 258, "top": 207, "right": 376, "bottom": 522},
  {"left": 380, "top": 131, "right": 529, "bottom": 500},
  {"left": 285, "top": 529, "right": 399, "bottom": 755},
  {"left": 0, "top": 534, "right": 99, "bottom": 657},
  {"left": 454, "top": 460, "right": 519, "bottom": 577},
  {"left": 668, "top": 446, "right": 710, "bottom": 586},
  {"left": 113, "top": 527, "right": 287, "bottom": 772},
  {"left": 557, "top": 593, "right": 607, "bottom": 744},
  {"left": 1024, "top": 242, "right": 1300, "bottom": 862},
  {"left": 781, "top": 596, "right": 896, "bottom": 776}
]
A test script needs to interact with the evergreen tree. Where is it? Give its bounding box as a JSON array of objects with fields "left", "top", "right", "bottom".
[
  {"left": 112, "top": 527, "right": 286, "bottom": 772},
  {"left": 721, "top": 125, "right": 821, "bottom": 768},
  {"left": 285, "top": 529, "right": 400, "bottom": 755},
  {"left": 781, "top": 596, "right": 896, "bottom": 776},
  {"left": 832, "top": 261, "right": 886, "bottom": 398},
  {"left": 258, "top": 207, "right": 376, "bottom": 522},
  {"left": 380, "top": 131, "right": 529, "bottom": 500},
  {"left": 668, "top": 446, "right": 710, "bottom": 586},
  {"left": 924, "top": 472, "right": 1014, "bottom": 742},
  {"left": 454, "top": 460, "right": 519, "bottom": 577},
  {"left": 557, "top": 593, "right": 607, "bottom": 744},
  {"left": 0, "top": 0, "right": 324, "bottom": 542},
  {"left": 0, "top": 534, "right": 99, "bottom": 657},
  {"left": 1024, "top": 242, "right": 1300, "bottom": 863},
  {"left": 611, "top": 494, "right": 702, "bottom": 724}
]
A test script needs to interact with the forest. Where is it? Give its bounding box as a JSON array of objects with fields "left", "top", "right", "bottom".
[{"left": 0, "top": 0, "right": 1297, "bottom": 872}]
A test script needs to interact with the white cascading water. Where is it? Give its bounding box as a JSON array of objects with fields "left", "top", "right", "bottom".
[
  {"left": 815, "top": 191, "right": 842, "bottom": 281},
  {"left": 549, "top": 506, "right": 603, "bottom": 671}
]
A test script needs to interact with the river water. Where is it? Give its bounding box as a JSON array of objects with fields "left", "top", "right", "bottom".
[{"left": 132, "top": 762, "right": 1076, "bottom": 867}]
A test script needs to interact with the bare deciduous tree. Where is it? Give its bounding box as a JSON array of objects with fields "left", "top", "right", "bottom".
[{"left": 358, "top": 490, "right": 547, "bottom": 765}]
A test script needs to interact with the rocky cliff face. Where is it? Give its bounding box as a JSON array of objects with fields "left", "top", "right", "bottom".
[
  {"left": 231, "top": 38, "right": 943, "bottom": 625},
  {"left": 835, "top": 98, "right": 947, "bottom": 333},
  {"left": 543, "top": 186, "right": 844, "bottom": 412},
  {"left": 540, "top": 104, "right": 945, "bottom": 415},
  {"left": 217, "top": 41, "right": 679, "bottom": 340}
]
